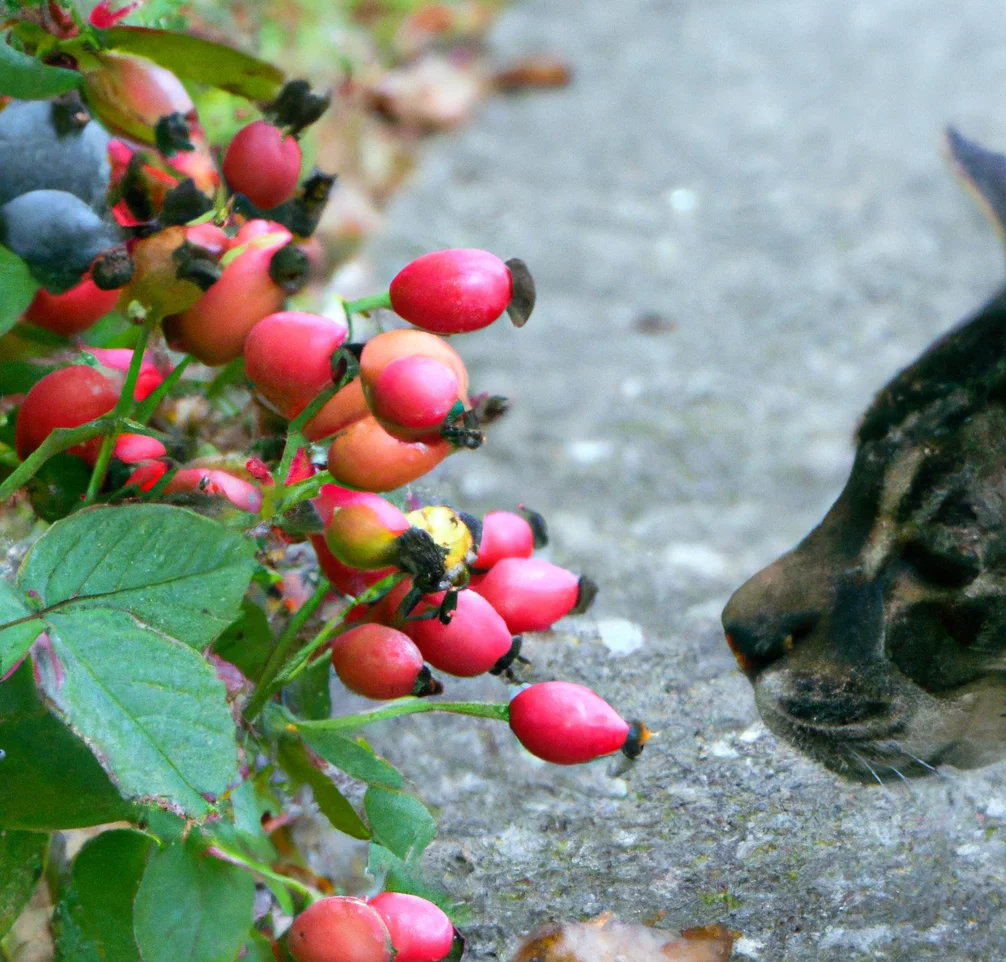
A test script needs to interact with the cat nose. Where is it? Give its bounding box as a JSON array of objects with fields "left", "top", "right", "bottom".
[{"left": 722, "top": 556, "right": 822, "bottom": 678}]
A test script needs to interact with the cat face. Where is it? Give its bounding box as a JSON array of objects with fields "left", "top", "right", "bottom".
[{"left": 722, "top": 291, "right": 1006, "bottom": 781}]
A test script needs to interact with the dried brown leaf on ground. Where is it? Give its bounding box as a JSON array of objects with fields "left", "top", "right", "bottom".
[{"left": 511, "top": 915, "right": 737, "bottom": 962}]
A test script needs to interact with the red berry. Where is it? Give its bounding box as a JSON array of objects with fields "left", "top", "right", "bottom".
[
  {"left": 404, "top": 589, "right": 514, "bottom": 677},
  {"left": 508, "top": 681, "right": 630, "bottom": 765},
  {"left": 15, "top": 366, "right": 119, "bottom": 462},
  {"left": 359, "top": 329, "right": 469, "bottom": 400},
  {"left": 368, "top": 354, "right": 461, "bottom": 441},
  {"left": 389, "top": 249, "right": 512, "bottom": 334},
  {"left": 472, "top": 510, "right": 535, "bottom": 571},
  {"left": 311, "top": 484, "right": 397, "bottom": 593},
  {"left": 245, "top": 310, "right": 349, "bottom": 418},
  {"left": 22, "top": 277, "right": 119, "bottom": 335},
  {"left": 325, "top": 499, "right": 411, "bottom": 571},
  {"left": 164, "top": 221, "right": 292, "bottom": 365},
  {"left": 288, "top": 896, "right": 393, "bottom": 962},
  {"left": 368, "top": 893, "right": 454, "bottom": 962},
  {"left": 127, "top": 465, "right": 262, "bottom": 512},
  {"left": 472, "top": 557, "right": 587, "bottom": 633},
  {"left": 331, "top": 624, "right": 434, "bottom": 700},
  {"left": 304, "top": 377, "right": 371, "bottom": 442},
  {"left": 223, "top": 120, "right": 302, "bottom": 210},
  {"left": 88, "top": 348, "right": 163, "bottom": 401},
  {"left": 327, "top": 417, "right": 452, "bottom": 492},
  {"left": 111, "top": 433, "right": 166, "bottom": 464}
]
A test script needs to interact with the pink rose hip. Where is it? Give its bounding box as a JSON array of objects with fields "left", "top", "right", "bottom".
[
  {"left": 471, "top": 510, "right": 537, "bottom": 571},
  {"left": 223, "top": 120, "right": 302, "bottom": 210},
  {"left": 245, "top": 309, "right": 349, "bottom": 418},
  {"left": 472, "top": 557, "right": 595, "bottom": 633},
  {"left": 288, "top": 896, "right": 393, "bottom": 962},
  {"left": 508, "top": 681, "right": 631, "bottom": 765},
  {"left": 389, "top": 248, "right": 514, "bottom": 334},
  {"left": 369, "top": 892, "right": 455, "bottom": 962},
  {"left": 369, "top": 354, "right": 461, "bottom": 441},
  {"left": 331, "top": 624, "right": 440, "bottom": 700},
  {"left": 404, "top": 589, "right": 516, "bottom": 677}
]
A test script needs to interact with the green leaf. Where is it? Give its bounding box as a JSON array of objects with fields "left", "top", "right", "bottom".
[
  {"left": 0, "top": 245, "right": 40, "bottom": 338},
  {"left": 366, "top": 844, "right": 466, "bottom": 922},
  {"left": 40, "top": 607, "right": 239, "bottom": 818},
  {"left": 0, "top": 361, "right": 56, "bottom": 397},
  {"left": 364, "top": 787, "right": 436, "bottom": 863},
  {"left": 0, "top": 659, "right": 133, "bottom": 830},
  {"left": 0, "top": 829, "right": 46, "bottom": 939},
  {"left": 69, "top": 829, "right": 153, "bottom": 962},
  {"left": 0, "top": 505, "right": 255, "bottom": 819},
  {"left": 101, "top": 27, "right": 284, "bottom": 102},
  {"left": 17, "top": 504, "right": 256, "bottom": 648},
  {"left": 283, "top": 658, "right": 331, "bottom": 721},
  {"left": 212, "top": 599, "right": 272, "bottom": 682},
  {"left": 298, "top": 728, "right": 402, "bottom": 789},
  {"left": 0, "top": 34, "right": 82, "bottom": 99},
  {"left": 133, "top": 839, "right": 255, "bottom": 962},
  {"left": 277, "top": 735, "right": 370, "bottom": 840},
  {"left": 0, "top": 579, "right": 40, "bottom": 678},
  {"left": 241, "top": 933, "right": 278, "bottom": 962}
]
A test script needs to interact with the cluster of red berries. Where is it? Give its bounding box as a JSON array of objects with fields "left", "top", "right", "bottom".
[
  {"left": 288, "top": 892, "right": 454, "bottom": 962},
  {"left": 5, "top": 75, "right": 646, "bottom": 770}
]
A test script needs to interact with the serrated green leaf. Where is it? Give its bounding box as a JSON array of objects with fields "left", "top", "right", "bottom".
[
  {"left": 0, "top": 245, "right": 40, "bottom": 338},
  {"left": 0, "top": 33, "right": 82, "bottom": 99},
  {"left": 0, "top": 659, "right": 132, "bottom": 830},
  {"left": 40, "top": 607, "right": 239, "bottom": 818},
  {"left": 298, "top": 728, "right": 402, "bottom": 789},
  {"left": 17, "top": 504, "right": 256, "bottom": 648},
  {"left": 366, "top": 843, "right": 466, "bottom": 922},
  {"left": 101, "top": 27, "right": 284, "bottom": 102},
  {"left": 277, "top": 735, "right": 370, "bottom": 840},
  {"left": 0, "top": 579, "right": 40, "bottom": 678},
  {"left": 69, "top": 829, "right": 152, "bottom": 962},
  {"left": 0, "top": 829, "right": 46, "bottom": 939},
  {"left": 133, "top": 839, "right": 255, "bottom": 962},
  {"left": 364, "top": 787, "right": 436, "bottom": 863}
]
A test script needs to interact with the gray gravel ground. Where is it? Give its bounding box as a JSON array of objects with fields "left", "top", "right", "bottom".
[{"left": 333, "top": 1, "right": 1006, "bottom": 958}]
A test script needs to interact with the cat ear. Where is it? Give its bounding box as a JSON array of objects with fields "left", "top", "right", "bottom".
[{"left": 946, "top": 127, "right": 1006, "bottom": 248}]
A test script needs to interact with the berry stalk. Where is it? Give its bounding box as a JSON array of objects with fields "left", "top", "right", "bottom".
[
  {"left": 244, "top": 575, "right": 331, "bottom": 722},
  {"left": 81, "top": 311, "right": 159, "bottom": 506}
]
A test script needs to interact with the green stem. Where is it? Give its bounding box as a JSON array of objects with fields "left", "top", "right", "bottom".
[
  {"left": 344, "top": 291, "right": 392, "bottom": 315},
  {"left": 206, "top": 844, "right": 318, "bottom": 901},
  {"left": 271, "top": 572, "right": 404, "bottom": 690},
  {"left": 0, "top": 419, "right": 111, "bottom": 502},
  {"left": 244, "top": 577, "right": 331, "bottom": 722},
  {"left": 296, "top": 698, "right": 511, "bottom": 732},
  {"left": 280, "top": 470, "right": 333, "bottom": 512},
  {"left": 134, "top": 355, "right": 192, "bottom": 424},
  {"left": 82, "top": 315, "right": 157, "bottom": 507}
]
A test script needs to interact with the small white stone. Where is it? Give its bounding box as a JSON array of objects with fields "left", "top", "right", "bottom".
[
  {"left": 709, "top": 738, "right": 740, "bottom": 759},
  {"left": 596, "top": 617, "right": 645, "bottom": 656},
  {"left": 984, "top": 797, "right": 1006, "bottom": 819},
  {"left": 566, "top": 439, "right": 614, "bottom": 465},
  {"left": 665, "top": 187, "right": 698, "bottom": 212},
  {"left": 739, "top": 723, "right": 767, "bottom": 743},
  {"left": 620, "top": 375, "right": 645, "bottom": 399},
  {"left": 735, "top": 936, "right": 765, "bottom": 958},
  {"left": 954, "top": 843, "right": 982, "bottom": 857}
]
